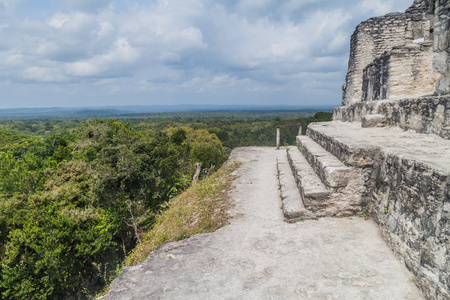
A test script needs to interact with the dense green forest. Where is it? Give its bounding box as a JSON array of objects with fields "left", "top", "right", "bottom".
[{"left": 0, "top": 110, "right": 331, "bottom": 299}]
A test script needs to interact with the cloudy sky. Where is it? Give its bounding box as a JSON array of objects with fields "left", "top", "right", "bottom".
[{"left": 0, "top": 0, "right": 413, "bottom": 108}]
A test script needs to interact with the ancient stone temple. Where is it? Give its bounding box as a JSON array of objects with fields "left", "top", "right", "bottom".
[
  {"left": 277, "top": 0, "right": 449, "bottom": 298},
  {"left": 333, "top": 0, "right": 449, "bottom": 137}
]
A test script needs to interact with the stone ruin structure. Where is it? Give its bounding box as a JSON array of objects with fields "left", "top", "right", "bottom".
[
  {"left": 277, "top": 0, "right": 449, "bottom": 298},
  {"left": 335, "top": 0, "right": 449, "bottom": 133}
]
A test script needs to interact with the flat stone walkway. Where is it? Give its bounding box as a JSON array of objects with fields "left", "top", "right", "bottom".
[
  {"left": 102, "top": 147, "right": 423, "bottom": 300},
  {"left": 309, "top": 121, "right": 450, "bottom": 174}
]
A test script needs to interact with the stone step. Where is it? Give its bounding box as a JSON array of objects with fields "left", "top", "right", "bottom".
[
  {"left": 286, "top": 146, "right": 330, "bottom": 208},
  {"left": 276, "top": 155, "right": 314, "bottom": 222},
  {"left": 296, "top": 136, "right": 352, "bottom": 188},
  {"left": 307, "top": 122, "right": 378, "bottom": 167},
  {"left": 361, "top": 114, "right": 386, "bottom": 128}
]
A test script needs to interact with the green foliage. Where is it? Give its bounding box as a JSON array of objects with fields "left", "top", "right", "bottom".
[
  {"left": 166, "top": 126, "right": 228, "bottom": 169},
  {"left": 0, "top": 129, "right": 40, "bottom": 153},
  {"left": 0, "top": 199, "right": 119, "bottom": 299},
  {"left": 0, "top": 110, "right": 332, "bottom": 148},
  {"left": 301, "top": 111, "right": 333, "bottom": 135},
  {"left": 309, "top": 111, "right": 333, "bottom": 122},
  {"left": 0, "top": 160, "right": 120, "bottom": 299},
  {"left": 0, "top": 110, "right": 332, "bottom": 299},
  {"left": 124, "top": 162, "right": 239, "bottom": 266},
  {"left": 0, "top": 118, "right": 230, "bottom": 299},
  {"left": 0, "top": 149, "right": 57, "bottom": 197}
]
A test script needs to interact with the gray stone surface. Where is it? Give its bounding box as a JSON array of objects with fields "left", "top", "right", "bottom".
[
  {"left": 307, "top": 121, "right": 450, "bottom": 299},
  {"left": 342, "top": 12, "right": 408, "bottom": 106},
  {"left": 371, "top": 151, "right": 449, "bottom": 300},
  {"left": 276, "top": 155, "right": 312, "bottom": 221},
  {"left": 342, "top": 0, "right": 434, "bottom": 106},
  {"left": 405, "top": 0, "right": 434, "bottom": 15},
  {"left": 308, "top": 121, "right": 450, "bottom": 174},
  {"left": 361, "top": 114, "right": 386, "bottom": 128},
  {"left": 361, "top": 43, "right": 436, "bottom": 102},
  {"left": 307, "top": 123, "right": 378, "bottom": 167},
  {"left": 433, "top": 0, "right": 450, "bottom": 95},
  {"left": 285, "top": 146, "right": 330, "bottom": 209},
  {"left": 101, "top": 147, "right": 423, "bottom": 300},
  {"left": 341, "top": 0, "right": 450, "bottom": 105},
  {"left": 333, "top": 96, "right": 450, "bottom": 140},
  {"left": 296, "top": 136, "right": 351, "bottom": 188},
  {"left": 320, "top": 1, "right": 449, "bottom": 297}
]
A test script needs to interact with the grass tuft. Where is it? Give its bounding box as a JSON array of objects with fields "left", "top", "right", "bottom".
[{"left": 124, "top": 161, "right": 239, "bottom": 266}]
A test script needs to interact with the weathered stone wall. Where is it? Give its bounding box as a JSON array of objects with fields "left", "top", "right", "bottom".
[
  {"left": 433, "top": 0, "right": 450, "bottom": 95},
  {"left": 388, "top": 43, "right": 436, "bottom": 98},
  {"left": 342, "top": 0, "right": 436, "bottom": 106},
  {"left": 371, "top": 151, "right": 449, "bottom": 299},
  {"left": 377, "top": 95, "right": 449, "bottom": 137},
  {"left": 307, "top": 121, "right": 450, "bottom": 299},
  {"left": 362, "top": 52, "right": 390, "bottom": 101},
  {"left": 405, "top": 0, "right": 434, "bottom": 42},
  {"left": 342, "top": 13, "right": 407, "bottom": 106},
  {"left": 329, "top": 1, "right": 449, "bottom": 298},
  {"left": 362, "top": 43, "right": 436, "bottom": 102},
  {"left": 333, "top": 102, "right": 367, "bottom": 122},
  {"left": 333, "top": 95, "right": 450, "bottom": 139},
  {"left": 405, "top": 0, "right": 435, "bottom": 15}
]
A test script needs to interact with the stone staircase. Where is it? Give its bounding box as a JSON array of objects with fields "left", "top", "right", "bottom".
[
  {"left": 277, "top": 130, "right": 367, "bottom": 222},
  {"left": 276, "top": 154, "right": 313, "bottom": 220},
  {"left": 275, "top": 119, "right": 450, "bottom": 299},
  {"left": 286, "top": 146, "right": 329, "bottom": 208},
  {"left": 273, "top": 0, "right": 450, "bottom": 296},
  {"left": 277, "top": 118, "right": 450, "bottom": 224},
  {"left": 296, "top": 136, "right": 351, "bottom": 188}
]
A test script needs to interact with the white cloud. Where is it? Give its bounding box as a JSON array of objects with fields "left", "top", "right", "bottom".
[
  {"left": 358, "top": 0, "right": 393, "bottom": 15},
  {"left": 111, "top": 38, "right": 139, "bottom": 63},
  {"left": 0, "top": 0, "right": 417, "bottom": 108},
  {"left": 49, "top": 13, "right": 71, "bottom": 28},
  {"left": 0, "top": 0, "right": 21, "bottom": 12},
  {"left": 66, "top": 37, "right": 139, "bottom": 77},
  {"left": 50, "top": 12, "right": 94, "bottom": 32},
  {"left": 118, "top": 4, "right": 206, "bottom": 54},
  {"left": 180, "top": 27, "right": 206, "bottom": 49},
  {"left": 66, "top": 61, "right": 101, "bottom": 77},
  {"left": 97, "top": 21, "right": 114, "bottom": 37},
  {"left": 22, "top": 66, "right": 67, "bottom": 82}
]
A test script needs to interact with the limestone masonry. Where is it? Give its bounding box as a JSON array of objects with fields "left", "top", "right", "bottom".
[{"left": 277, "top": 1, "right": 449, "bottom": 299}]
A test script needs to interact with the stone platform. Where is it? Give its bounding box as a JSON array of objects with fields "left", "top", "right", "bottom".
[
  {"left": 308, "top": 121, "right": 450, "bottom": 173},
  {"left": 276, "top": 121, "right": 449, "bottom": 299},
  {"left": 276, "top": 0, "right": 450, "bottom": 297},
  {"left": 101, "top": 147, "right": 422, "bottom": 300},
  {"left": 333, "top": 96, "right": 450, "bottom": 140}
]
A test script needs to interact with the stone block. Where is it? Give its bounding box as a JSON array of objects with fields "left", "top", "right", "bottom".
[
  {"left": 332, "top": 95, "right": 450, "bottom": 140},
  {"left": 342, "top": 12, "right": 407, "bottom": 106},
  {"left": 276, "top": 156, "right": 313, "bottom": 221},
  {"left": 296, "top": 135, "right": 351, "bottom": 188},
  {"left": 433, "top": 0, "right": 450, "bottom": 96},
  {"left": 361, "top": 114, "right": 386, "bottom": 127},
  {"left": 285, "top": 147, "right": 330, "bottom": 210}
]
